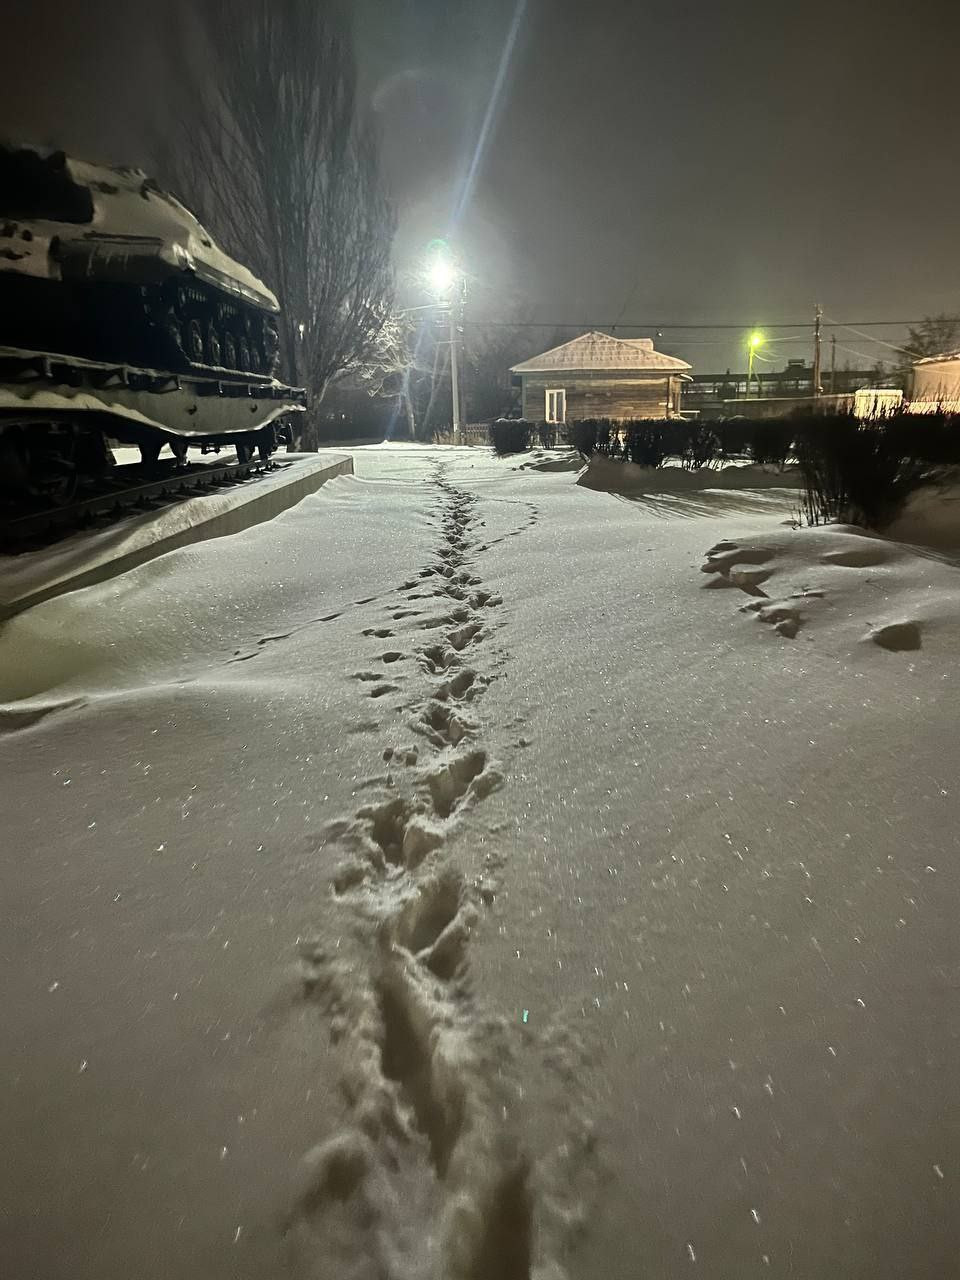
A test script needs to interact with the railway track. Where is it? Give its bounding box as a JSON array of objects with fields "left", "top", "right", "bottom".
[{"left": 1, "top": 454, "right": 281, "bottom": 549}]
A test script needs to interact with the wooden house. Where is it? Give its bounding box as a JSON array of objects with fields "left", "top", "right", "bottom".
[{"left": 510, "top": 331, "right": 691, "bottom": 422}]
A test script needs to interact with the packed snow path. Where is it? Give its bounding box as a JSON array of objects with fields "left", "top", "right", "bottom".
[
  {"left": 287, "top": 465, "right": 536, "bottom": 1277},
  {"left": 1, "top": 446, "right": 959, "bottom": 1279}
]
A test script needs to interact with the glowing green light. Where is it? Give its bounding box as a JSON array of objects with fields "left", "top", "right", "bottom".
[{"left": 749, "top": 331, "right": 764, "bottom": 348}]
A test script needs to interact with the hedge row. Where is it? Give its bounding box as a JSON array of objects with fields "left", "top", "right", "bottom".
[
  {"left": 794, "top": 413, "right": 960, "bottom": 528},
  {"left": 489, "top": 413, "right": 960, "bottom": 530},
  {"left": 489, "top": 418, "right": 559, "bottom": 454},
  {"left": 567, "top": 417, "right": 794, "bottom": 468}
]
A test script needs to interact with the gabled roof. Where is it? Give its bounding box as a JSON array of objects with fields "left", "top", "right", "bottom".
[
  {"left": 511, "top": 330, "right": 691, "bottom": 374},
  {"left": 913, "top": 349, "right": 960, "bottom": 366}
]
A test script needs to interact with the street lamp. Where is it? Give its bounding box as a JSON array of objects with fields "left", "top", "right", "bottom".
[
  {"left": 426, "top": 255, "right": 457, "bottom": 300},
  {"left": 746, "top": 330, "right": 764, "bottom": 399},
  {"left": 423, "top": 242, "right": 464, "bottom": 443}
]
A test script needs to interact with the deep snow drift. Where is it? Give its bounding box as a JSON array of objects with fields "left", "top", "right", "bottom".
[{"left": 1, "top": 445, "right": 959, "bottom": 1280}]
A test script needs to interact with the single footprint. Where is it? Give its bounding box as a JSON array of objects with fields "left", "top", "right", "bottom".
[
  {"left": 869, "top": 620, "right": 921, "bottom": 651},
  {"left": 419, "top": 644, "right": 458, "bottom": 673},
  {"left": 369, "top": 683, "right": 401, "bottom": 698},
  {"left": 424, "top": 749, "right": 489, "bottom": 819},
  {"left": 435, "top": 669, "right": 477, "bottom": 701},
  {"left": 447, "top": 622, "right": 483, "bottom": 652}
]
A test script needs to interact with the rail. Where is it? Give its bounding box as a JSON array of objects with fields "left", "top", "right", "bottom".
[{"left": 1, "top": 455, "right": 279, "bottom": 548}]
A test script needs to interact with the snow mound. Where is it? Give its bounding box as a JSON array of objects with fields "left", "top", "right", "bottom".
[
  {"left": 578, "top": 456, "right": 801, "bottom": 495},
  {"left": 515, "top": 449, "right": 584, "bottom": 473},
  {"left": 701, "top": 524, "right": 960, "bottom": 653},
  {"left": 885, "top": 474, "right": 960, "bottom": 551}
]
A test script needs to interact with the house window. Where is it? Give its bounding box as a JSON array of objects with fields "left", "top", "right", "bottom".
[{"left": 545, "top": 388, "right": 566, "bottom": 423}]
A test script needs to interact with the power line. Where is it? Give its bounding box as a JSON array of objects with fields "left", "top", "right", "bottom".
[
  {"left": 833, "top": 339, "right": 887, "bottom": 365},
  {"left": 460, "top": 317, "right": 956, "bottom": 331},
  {"left": 824, "top": 315, "right": 918, "bottom": 358}
]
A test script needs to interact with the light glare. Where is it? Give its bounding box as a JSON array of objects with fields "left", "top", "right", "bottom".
[{"left": 426, "top": 257, "right": 456, "bottom": 297}]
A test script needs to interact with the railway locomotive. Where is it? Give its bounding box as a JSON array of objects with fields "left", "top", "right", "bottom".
[{"left": 0, "top": 144, "right": 306, "bottom": 503}]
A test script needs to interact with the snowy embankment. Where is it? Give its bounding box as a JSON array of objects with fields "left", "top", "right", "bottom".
[
  {"left": 1, "top": 444, "right": 959, "bottom": 1280},
  {"left": 0, "top": 452, "right": 351, "bottom": 619},
  {"left": 574, "top": 455, "right": 802, "bottom": 494}
]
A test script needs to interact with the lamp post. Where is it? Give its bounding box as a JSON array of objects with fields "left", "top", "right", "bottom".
[
  {"left": 746, "top": 330, "right": 764, "bottom": 399},
  {"left": 425, "top": 246, "right": 464, "bottom": 444}
]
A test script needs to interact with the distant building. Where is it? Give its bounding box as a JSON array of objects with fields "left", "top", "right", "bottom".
[
  {"left": 910, "top": 350, "right": 960, "bottom": 413},
  {"left": 510, "top": 331, "right": 691, "bottom": 422},
  {"left": 853, "top": 387, "right": 903, "bottom": 418},
  {"left": 684, "top": 358, "right": 884, "bottom": 419}
]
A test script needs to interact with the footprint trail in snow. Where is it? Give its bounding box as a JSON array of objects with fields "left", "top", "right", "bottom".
[{"left": 285, "top": 466, "right": 544, "bottom": 1280}]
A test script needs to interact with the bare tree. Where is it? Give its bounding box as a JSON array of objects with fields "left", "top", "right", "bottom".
[
  {"left": 463, "top": 319, "right": 560, "bottom": 421},
  {"left": 356, "top": 309, "right": 461, "bottom": 441},
  {"left": 894, "top": 313, "right": 960, "bottom": 386},
  {"left": 355, "top": 312, "right": 420, "bottom": 440},
  {"left": 464, "top": 325, "right": 529, "bottom": 421},
  {"left": 158, "top": 0, "right": 395, "bottom": 444}
]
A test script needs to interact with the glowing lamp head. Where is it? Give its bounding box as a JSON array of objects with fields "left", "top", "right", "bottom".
[
  {"left": 426, "top": 256, "right": 457, "bottom": 298},
  {"left": 749, "top": 331, "right": 764, "bottom": 348}
]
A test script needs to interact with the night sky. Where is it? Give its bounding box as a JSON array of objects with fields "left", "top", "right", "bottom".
[{"left": 2, "top": 0, "right": 958, "bottom": 370}]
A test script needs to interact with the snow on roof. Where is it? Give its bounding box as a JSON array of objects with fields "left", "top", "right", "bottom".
[
  {"left": 913, "top": 348, "right": 960, "bottom": 366},
  {"left": 511, "top": 330, "right": 691, "bottom": 374}
]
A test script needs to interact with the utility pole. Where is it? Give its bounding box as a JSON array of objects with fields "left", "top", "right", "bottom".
[
  {"left": 449, "top": 280, "right": 463, "bottom": 444},
  {"left": 812, "top": 304, "right": 823, "bottom": 400},
  {"left": 830, "top": 333, "right": 837, "bottom": 396}
]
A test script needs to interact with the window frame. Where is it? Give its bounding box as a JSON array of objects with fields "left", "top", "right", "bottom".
[{"left": 545, "top": 387, "right": 566, "bottom": 423}]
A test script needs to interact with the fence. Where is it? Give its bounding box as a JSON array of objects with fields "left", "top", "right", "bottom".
[
  {"left": 434, "top": 421, "right": 570, "bottom": 448},
  {"left": 433, "top": 423, "right": 491, "bottom": 446}
]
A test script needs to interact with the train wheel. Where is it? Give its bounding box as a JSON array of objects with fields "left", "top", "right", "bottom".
[
  {"left": 35, "top": 431, "right": 79, "bottom": 505},
  {"left": 235, "top": 441, "right": 254, "bottom": 464},
  {"left": 162, "top": 306, "right": 184, "bottom": 360},
  {"left": 222, "top": 332, "right": 238, "bottom": 370},
  {"left": 139, "top": 440, "right": 162, "bottom": 466},
  {"left": 257, "top": 427, "right": 276, "bottom": 462},
  {"left": 206, "top": 324, "right": 222, "bottom": 367},
  {"left": 262, "top": 319, "right": 280, "bottom": 374},
  {"left": 170, "top": 439, "right": 189, "bottom": 469},
  {"left": 45, "top": 470, "right": 78, "bottom": 506},
  {"left": 183, "top": 319, "right": 204, "bottom": 364}
]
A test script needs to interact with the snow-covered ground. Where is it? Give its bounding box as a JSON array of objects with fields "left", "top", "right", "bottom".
[
  {"left": 2, "top": 444, "right": 959, "bottom": 1279},
  {"left": 0, "top": 452, "right": 351, "bottom": 618}
]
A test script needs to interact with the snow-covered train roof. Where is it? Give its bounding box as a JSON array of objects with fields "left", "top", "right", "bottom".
[{"left": 0, "top": 145, "right": 278, "bottom": 312}]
